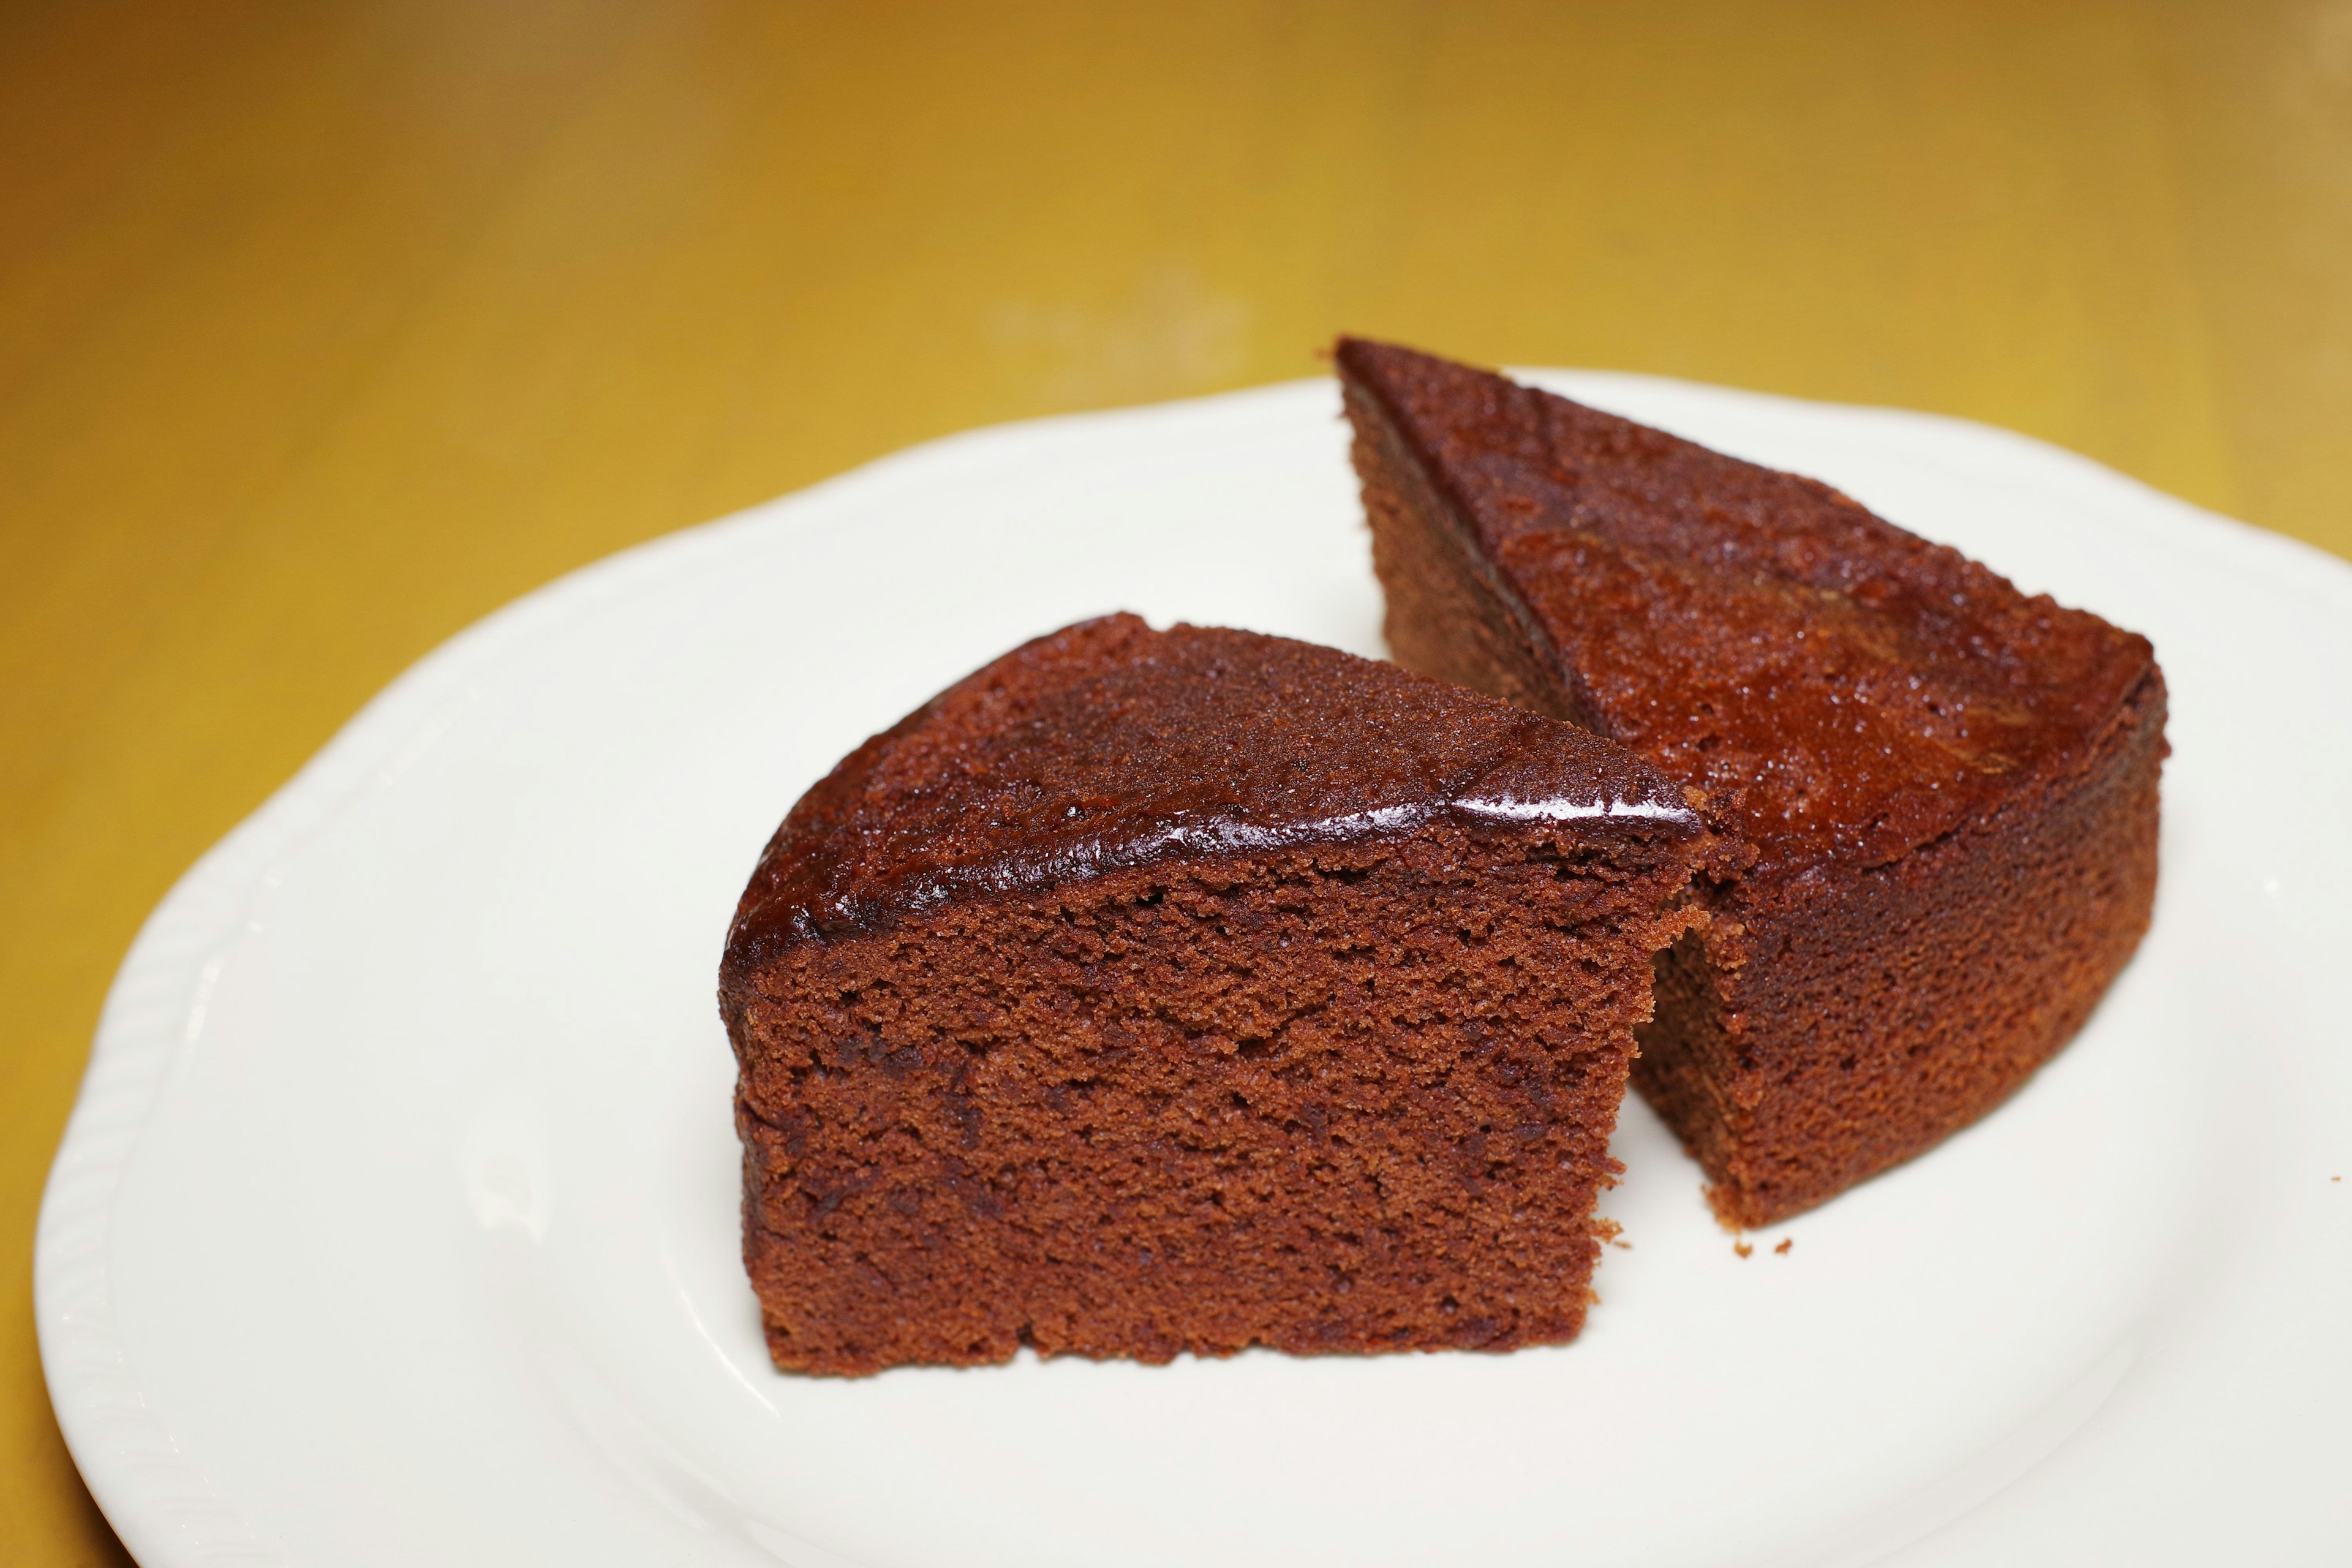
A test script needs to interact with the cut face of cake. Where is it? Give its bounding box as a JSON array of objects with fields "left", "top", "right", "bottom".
[
  {"left": 1336, "top": 338, "right": 2166, "bottom": 1227},
  {"left": 720, "top": 614, "right": 1703, "bottom": 1375}
]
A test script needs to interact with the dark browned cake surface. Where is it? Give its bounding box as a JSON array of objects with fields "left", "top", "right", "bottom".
[
  {"left": 1337, "top": 337, "right": 2166, "bottom": 1226},
  {"left": 721, "top": 614, "right": 1703, "bottom": 1374}
]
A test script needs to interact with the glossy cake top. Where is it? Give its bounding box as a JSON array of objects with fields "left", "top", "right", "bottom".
[
  {"left": 1336, "top": 338, "right": 2160, "bottom": 881},
  {"left": 726, "top": 614, "right": 1696, "bottom": 967}
]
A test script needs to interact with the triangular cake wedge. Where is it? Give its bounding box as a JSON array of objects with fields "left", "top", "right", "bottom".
[
  {"left": 1336, "top": 338, "right": 2166, "bottom": 1227},
  {"left": 721, "top": 614, "right": 1703, "bottom": 1374}
]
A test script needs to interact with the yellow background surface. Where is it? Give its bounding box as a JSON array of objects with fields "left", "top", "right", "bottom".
[{"left": 6, "top": 2, "right": 2349, "bottom": 1558}]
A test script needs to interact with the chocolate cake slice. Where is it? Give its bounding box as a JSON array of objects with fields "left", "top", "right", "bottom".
[
  {"left": 1336, "top": 338, "right": 2166, "bottom": 1227},
  {"left": 720, "top": 614, "right": 1703, "bottom": 1374}
]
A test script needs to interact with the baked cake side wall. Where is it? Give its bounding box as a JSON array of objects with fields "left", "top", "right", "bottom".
[
  {"left": 1651, "top": 668, "right": 2167, "bottom": 1226},
  {"left": 726, "top": 830, "right": 1691, "bottom": 1376},
  {"left": 1342, "top": 374, "right": 2166, "bottom": 1227}
]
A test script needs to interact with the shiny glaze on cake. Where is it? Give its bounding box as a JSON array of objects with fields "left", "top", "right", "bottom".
[
  {"left": 725, "top": 612, "right": 1695, "bottom": 970},
  {"left": 1334, "top": 337, "right": 2158, "bottom": 886}
]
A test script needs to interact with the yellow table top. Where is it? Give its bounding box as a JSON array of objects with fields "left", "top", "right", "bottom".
[{"left": 7, "top": 1, "right": 2347, "bottom": 1558}]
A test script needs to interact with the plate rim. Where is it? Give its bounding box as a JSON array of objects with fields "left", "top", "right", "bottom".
[{"left": 36, "top": 371, "right": 2352, "bottom": 1566}]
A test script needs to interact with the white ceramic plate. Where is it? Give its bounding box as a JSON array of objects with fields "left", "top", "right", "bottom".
[{"left": 39, "top": 374, "right": 2352, "bottom": 1567}]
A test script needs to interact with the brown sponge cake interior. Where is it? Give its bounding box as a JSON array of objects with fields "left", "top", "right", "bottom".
[{"left": 720, "top": 614, "right": 1703, "bottom": 1374}]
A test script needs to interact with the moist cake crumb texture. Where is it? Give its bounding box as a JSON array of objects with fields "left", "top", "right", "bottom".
[{"left": 721, "top": 614, "right": 1704, "bottom": 1374}]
